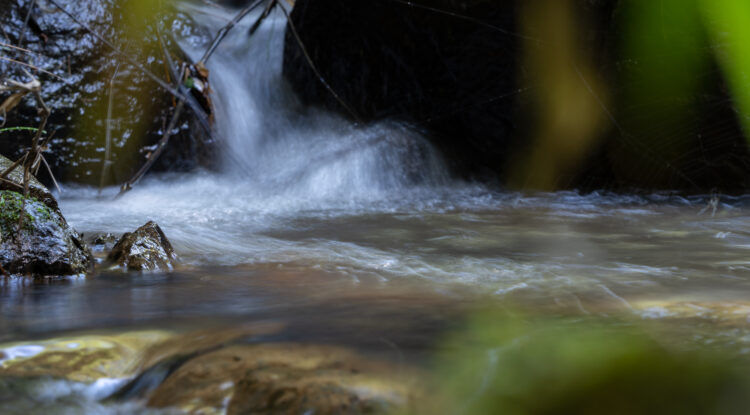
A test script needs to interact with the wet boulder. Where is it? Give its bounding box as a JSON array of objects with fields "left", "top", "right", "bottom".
[
  {"left": 0, "top": 190, "right": 91, "bottom": 277},
  {"left": 0, "top": 154, "right": 91, "bottom": 276},
  {"left": 107, "top": 221, "right": 177, "bottom": 271},
  {"left": 0, "top": 0, "right": 216, "bottom": 186}
]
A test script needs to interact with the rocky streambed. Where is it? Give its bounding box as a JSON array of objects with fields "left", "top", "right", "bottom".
[
  {"left": 4, "top": 1, "right": 750, "bottom": 414},
  {"left": 0, "top": 154, "right": 178, "bottom": 277},
  {"left": 0, "top": 325, "right": 424, "bottom": 414}
]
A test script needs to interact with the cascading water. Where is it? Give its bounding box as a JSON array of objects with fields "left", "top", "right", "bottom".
[
  {"left": 57, "top": 1, "right": 750, "bottom": 301},
  {"left": 184, "top": 3, "right": 450, "bottom": 202},
  {"left": 59, "top": 3, "right": 469, "bottom": 266}
]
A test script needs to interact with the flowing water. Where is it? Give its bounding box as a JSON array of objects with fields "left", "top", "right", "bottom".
[{"left": 4, "top": 2, "right": 750, "bottom": 413}]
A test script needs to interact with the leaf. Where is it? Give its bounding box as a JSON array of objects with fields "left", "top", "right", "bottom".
[
  {"left": 194, "top": 62, "right": 209, "bottom": 79},
  {"left": 0, "top": 91, "right": 28, "bottom": 114}
]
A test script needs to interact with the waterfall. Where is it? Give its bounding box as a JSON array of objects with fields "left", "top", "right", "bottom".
[
  {"left": 59, "top": 2, "right": 460, "bottom": 266},
  {"left": 179, "top": 3, "right": 449, "bottom": 203}
]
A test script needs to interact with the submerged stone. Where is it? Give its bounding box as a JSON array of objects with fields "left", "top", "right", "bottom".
[
  {"left": 0, "top": 190, "right": 91, "bottom": 276},
  {"left": 108, "top": 222, "right": 177, "bottom": 271},
  {"left": 0, "top": 326, "right": 418, "bottom": 414},
  {"left": 147, "top": 343, "right": 421, "bottom": 415},
  {"left": 88, "top": 232, "right": 118, "bottom": 253}
]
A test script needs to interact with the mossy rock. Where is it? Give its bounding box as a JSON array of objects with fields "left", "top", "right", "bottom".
[{"left": 0, "top": 190, "right": 91, "bottom": 276}]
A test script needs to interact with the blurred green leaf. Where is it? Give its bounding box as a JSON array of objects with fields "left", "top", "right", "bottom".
[
  {"left": 700, "top": 0, "right": 750, "bottom": 140},
  {"left": 420, "top": 311, "right": 750, "bottom": 415}
]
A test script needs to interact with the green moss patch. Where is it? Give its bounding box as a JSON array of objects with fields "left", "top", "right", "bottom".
[{"left": 0, "top": 190, "right": 53, "bottom": 236}]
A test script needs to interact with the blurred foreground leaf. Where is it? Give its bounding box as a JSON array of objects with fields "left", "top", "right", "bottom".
[
  {"left": 700, "top": 0, "right": 750, "bottom": 140},
  {"left": 420, "top": 311, "right": 750, "bottom": 415}
]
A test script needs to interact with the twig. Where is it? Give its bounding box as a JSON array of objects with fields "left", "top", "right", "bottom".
[
  {"left": 200, "top": 0, "right": 265, "bottom": 63},
  {"left": 0, "top": 153, "right": 25, "bottom": 181},
  {"left": 0, "top": 176, "right": 24, "bottom": 192},
  {"left": 17, "top": 0, "right": 37, "bottom": 49},
  {"left": 380, "top": 0, "right": 540, "bottom": 42},
  {"left": 279, "top": 3, "right": 362, "bottom": 123},
  {"left": 0, "top": 56, "right": 64, "bottom": 80},
  {"left": 40, "top": 154, "right": 61, "bottom": 193},
  {"left": 16, "top": 72, "right": 50, "bottom": 232},
  {"left": 0, "top": 41, "right": 39, "bottom": 56},
  {"left": 249, "top": 0, "right": 277, "bottom": 36},
  {"left": 99, "top": 61, "right": 122, "bottom": 194},
  {"left": 118, "top": 99, "right": 185, "bottom": 196},
  {"left": 156, "top": 26, "right": 179, "bottom": 85}
]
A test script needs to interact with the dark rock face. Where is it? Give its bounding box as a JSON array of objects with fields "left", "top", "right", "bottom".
[
  {"left": 0, "top": 0, "right": 216, "bottom": 186},
  {"left": 108, "top": 221, "right": 176, "bottom": 271},
  {"left": 283, "top": 0, "right": 750, "bottom": 192},
  {"left": 0, "top": 190, "right": 91, "bottom": 276},
  {"left": 283, "top": 0, "right": 521, "bottom": 180}
]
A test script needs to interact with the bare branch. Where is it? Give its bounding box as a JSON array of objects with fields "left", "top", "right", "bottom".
[
  {"left": 99, "top": 61, "right": 122, "bottom": 194},
  {"left": 200, "top": 0, "right": 264, "bottom": 63},
  {"left": 0, "top": 56, "right": 64, "bottom": 80},
  {"left": 279, "top": 3, "right": 362, "bottom": 123}
]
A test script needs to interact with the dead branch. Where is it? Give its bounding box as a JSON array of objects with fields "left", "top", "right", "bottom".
[
  {"left": 249, "top": 0, "right": 277, "bottom": 36},
  {"left": 17, "top": 0, "right": 37, "bottom": 49},
  {"left": 380, "top": 0, "right": 540, "bottom": 42},
  {"left": 279, "top": 3, "right": 361, "bottom": 123},
  {"left": 99, "top": 61, "right": 122, "bottom": 194},
  {"left": 200, "top": 0, "right": 264, "bottom": 63},
  {"left": 0, "top": 56, "right": 63, "bottom": 80},
  {"left": 118, "top": 99, "right": 186, "bottom": 195},
  {"left": 0, "top": 41, "right": 39, "bottom": 56}
]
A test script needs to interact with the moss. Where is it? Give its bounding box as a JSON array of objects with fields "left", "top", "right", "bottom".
[{"left": 0, "top": 190, "right": 53, "bottom": 236}]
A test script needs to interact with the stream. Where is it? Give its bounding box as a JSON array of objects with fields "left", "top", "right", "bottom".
[{"left": 3, "top": 2, "right": 750, "bottom": 414}]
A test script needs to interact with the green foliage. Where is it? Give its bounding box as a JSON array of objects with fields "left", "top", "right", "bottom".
[
  {"left": 623, "top": 0, "right": 750, "bottom": 144},
  {"left": 700, "top": 0, "right": 750, "bottom": 138},
  {"left": 421, "top": 311, "right": 750, "bottom": 415}
]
